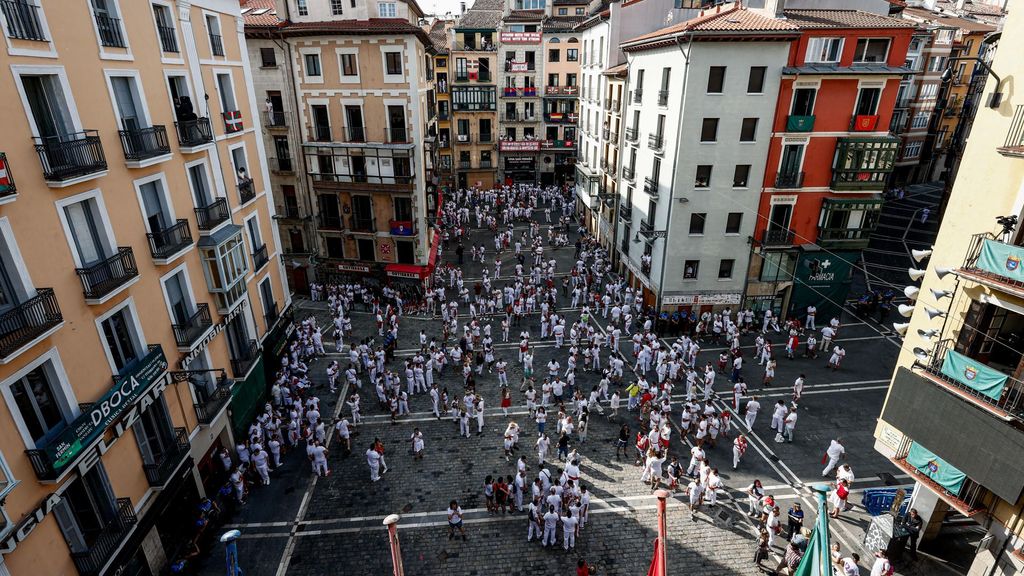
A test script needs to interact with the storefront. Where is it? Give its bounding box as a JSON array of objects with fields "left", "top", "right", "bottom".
[
  {"left": 500, "top": 140, "right": 541, "bottom": 184},
  {"left": 661, "top": 292, "right": 744, "bottom": 314}
]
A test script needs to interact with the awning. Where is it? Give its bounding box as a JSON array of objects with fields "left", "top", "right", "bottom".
[{"left": 386, "top": 263, "right": 428, "bottom": 280}]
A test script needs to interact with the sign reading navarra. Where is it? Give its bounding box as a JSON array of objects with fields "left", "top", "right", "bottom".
[{"left": 45, "top": 347, "right": 168, "bottom": 475}]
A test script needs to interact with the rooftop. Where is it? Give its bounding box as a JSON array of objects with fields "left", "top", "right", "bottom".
[
  {"left": 622, "top": 7, "right": 798, "bottom": 47},
  {"left": 543, "top": 15, "right": 587, "bottom": 31},
  {"left": 505, "top": 9, "right": 545, "bottom": 22},
  {"left": 240, "top": 0, "right": 281, "bottom": 28},
  {"left": 936, "top": 0, "right": 1006, "bottom": 17},
  {"left": 457, "top": 0, "right": 504, "bottom": 30},
  {"left": 903, "top": 7, "right": 998, "bottom": 33},
  {"left": 284, "top": 18, "right": 434, "bottom": 42},
  {"left": 428, "top": 19, "right": 450, "bottom": 53},
  {"left": 782, "top": 9, "right": 917, "bottom": 29}
]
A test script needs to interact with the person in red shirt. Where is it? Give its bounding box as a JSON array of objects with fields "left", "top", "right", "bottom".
[{"left": 576, "top": 559, "right": 595, "bottom": 576}]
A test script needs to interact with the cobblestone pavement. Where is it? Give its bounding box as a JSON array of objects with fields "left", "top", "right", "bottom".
[{"left": 194, "top": 214, "right": 913, "bottom": 576}]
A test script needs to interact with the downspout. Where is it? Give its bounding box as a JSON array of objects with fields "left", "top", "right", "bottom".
[{"left": 654, "top": 32, "right": 691, "bottom": 312}]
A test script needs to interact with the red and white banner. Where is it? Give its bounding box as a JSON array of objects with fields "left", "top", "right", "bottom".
[
  {"left": 499, "top": 140, "right": 541, "bottom": 152},
  {"left": 223, "top": 110, "right": 244, "bottom": 133},
  {"left": 500, "top": 32, "right": 541, "bottom": 44},
  {"left": 0, "top": 155, "right": 12, "bottom": 193}
]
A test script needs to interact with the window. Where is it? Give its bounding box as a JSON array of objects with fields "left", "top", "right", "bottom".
[
  {"left": 297, "top": 0, "right": 308, "bottom": 15},
  {"left": 205, "top": 14, "right": 223, "bottom": 56},
  {"left": 854, "top": 38, "right": 890, "bottom": 63},
  {"left": 740, "top": 118, "right": 758, "bottom": 142},
  {"left": 695, "top": 165, "right": 712, "bottom": 188},
  {"left": 304, "top": 53, "right": 322, "bottom": 77},
  {"left": 718, "top": 259, "right": 734, "bottom": 279},
  {"left": 153, "top": 4, "right": 178, "bottom": 53},
  {"left": 707, "top": 66, "right": 725, "bottom": 94},
  {"left": 911, "top": 112, "right": 928, "bottom": 129},
  {"left": 331, "top": 0, "right": 344, "bottom": 15},
  {"left": 325, "top": 236, "right": 344, "bottom": 258},
  {"left": 700, "top": 118, "right": 718, "bottom": 142},
  {"left": 854, "top": 87, "right": 881, "bottom": 116},
  {"left": 260, "top": 47, "right": 276, "bottom": 67},
  {"left": 747, "top": 66, "right": 766, "bottom": 93},
  {"left": 791, "top": 88, "right": 816, "bottom": 116},
  {"left": 63, "top": 198, "right": 113, "bottom": 267},
  {"left": 726, "top": 213, "right": 742, "bottom": 234},
  {"left": 549, "top": 49, "right": 560, "bottom": 62},
  {"left": 137, "top": 177, "right": 172, "bottom": 236},
  {"left": 187, "top": 161, "right": 214, "bottom": 207},
  {"left": 903, "top": 141, "right": 922, "bottom": 159},
  {"left": 806, "top": 37, "right": 843, "bottom": 64},
  {"left": 683, "top": 260, "right": 699, "bottom": 279},
  {"left": 311, "top": 105, "right": 330, "bottom": 141},
  {"left": 689, "top": 213, "right": 706, "bottom": 235},
  {"left": 341, "top": 53, "right": 358, "bottom": 76},
  {"left": 163, "top": 269, "right": 194, "bottom": 327},
  {"left": 109, "top": 74, "right": 149, "bottom": 131},
  {"left": 9, "top": 363, "right": 70, "bottom": 445},
  {"left": 558, "top": 7, "right": 567, "bottom": 14},
  {"left": 20, "top": 73, "right": 75, "bottom": 141},
  {"left": 919, "top": 84, "right": 937, "bottom": 100},
  {"left": 733, "top": 165, "right": 750, "bottom": 188},
  {"left": 385, "top": 51, "right": 402, "bottom": 75},
  {"left": 567, "top": 49, "right": 578, "bottom": 62},
  {"left": 216, "top": 73, "right": 237, "bottom": 113},
  {"left": 378, "top": 2, "right": 396, "bottom": 17},
  {"left": 93, "top": 0, "right": 126, "bottom": 48},
  {"left": 100, "top": 305, "right": 143, "bottom": 372},
  {"left": 200, "top": 230, "right": 249, "bottom": 312}
]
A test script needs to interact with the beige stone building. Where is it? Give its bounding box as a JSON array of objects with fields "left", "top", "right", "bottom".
[
  {"left": 451, "top": 0, "right": 502, "bottom": 189},
  {"left": 0, "top": 0, "right": 289, "bottom": 575}
]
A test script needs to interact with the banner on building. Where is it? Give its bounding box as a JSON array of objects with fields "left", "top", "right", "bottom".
[
  {"left": 940, "top": 349, "right": 1007, "bottom": 400},
  {"left": 787, "top": 250, "right": 858, "bottom": 323},
  {"left": 507, "top": 61, "right": 528, "bottom": 72},
  {"left": 500, "top": 140, "right": 541, "bottom": 152},
  {"left": 906, "top": 442, "right": 967, "bottom": 496},
  {"left": 977, "top": 238, "right": 1024, "bottom": 281},
  {"left": 500, "top": 31, "right": 541, "bottom": 43},
  {"left": 389, "top": 220, "right": 415, "bottom": 236},
  {"left": 223, "top": 110, "right": 243, "bottom": 133}
]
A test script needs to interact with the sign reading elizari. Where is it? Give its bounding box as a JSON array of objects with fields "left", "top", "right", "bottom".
[
  {"left": 45, "top": 347, "right": 168, "bottom": 475},
  {"left": 0, "top": 348, "right": 171, "bottom": 555}
]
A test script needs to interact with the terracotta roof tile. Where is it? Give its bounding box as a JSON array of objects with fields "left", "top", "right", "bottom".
[
  {"left": 903, "top": 7, "right": 997, "bottom": 32},
  {"left": 505, "top": 9, "right": 545, "bottom": 22},
  {"left": 240, "top": 0, "right": 281, "bottom": 28},
  {"left": 543, "top": 15, "right": 587, "bottom": 31},
  {"left": 285, "top": 18, "right": 429, "bottom": 36},
  {"left": 936, "top": 0, "right": 1005, "bottom": 16},
  {"left": 428, "top": 20, "right": 451, "bottom": 52},
  {"left": 782, "top": 9, "right": 917, "bottom": 29},
  {"left": 622, "top": 7, "right": 797, "bottom": 46}
]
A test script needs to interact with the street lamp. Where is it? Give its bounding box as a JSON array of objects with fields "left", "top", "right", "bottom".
[{"left": 383, "top": 514, "right": 404, "bottom": 576}]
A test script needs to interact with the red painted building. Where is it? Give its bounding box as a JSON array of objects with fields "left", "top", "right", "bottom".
[{"left": 745, "top": 9, "right": 916, "bottom": 321}]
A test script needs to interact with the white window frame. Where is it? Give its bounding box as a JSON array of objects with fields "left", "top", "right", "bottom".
[
  {"left": 89, "top": 0, "right": 133, "bottom": 61},
  {"left": 0, "top": 216, "right": 37, "bottom": 307},
  {"left": 228, "top": 142, "right": 254, "bottom": 204},
  {"left": 805, "top": 37, "right": 843, "bottom": 64},
  {"left": 336, "top": 48, "right": 361, "bottom": 84},
  {"left": 163, "top": 70, "right": 198, "bottom": 120},
  {"left": 184, "top": 156, "right": 226, "bottom": 208},
  {"left": 150, "top": 1, "right": 183, "bottom": 65},
  {"left": 10, "top": 65, "right": 84, "bottom": 139},
  {"left": 203, "top": 10, "right": 224, "bottom": 59},
  {"left": 852, "top": 37, "right": 890, "bottom": 64},
  {"left": 776, "top": 137, "right": 809, "bottom": 175},
  {"left": 340, "top": 98, "right": 365, "bottom": 141},
  {"left": 380, "top": 46, "right": 405, "bottom": 84},
  {"left": 132, "top": 172, "right": 177, "bottom": 234},
  {"left": 296, "top": 0, "right": 308, "bottom": 16},
  {"left": 103, "top": 69, "right": 155, "bottom": 131},
  {"left": 0, "top": 347, "right": 78, "bottom": 450},
  {"left": 378, "top": 2, "right": 397, "bottom": 17},
  {"left": 54, "top": 188, "right": 118, "bottom": 269},
  {"left": 93, "top": 297, "right": 148, "bottom": 375},
  {"left": 213, "top": 68, "right": 238, "bottom": 116},
  {"left": 330, "top": 0, "right": 345, "bottom": 15},
  {"left": 159, "top": 262, "right": 200, "bottom": 329},
  {"left": 0, "top": 0, "right": 56, "bottom": 58},
  {"left": 243, "top": 212, "right": 264, "bottom": 255},
  {"left": 299, "top": 47, "right": 324, "bottom": 84}
]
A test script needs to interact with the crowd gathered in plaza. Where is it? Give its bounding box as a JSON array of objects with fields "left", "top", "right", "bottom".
[{"left": 205, "top": 182, "right": 899, "bottom": 575}]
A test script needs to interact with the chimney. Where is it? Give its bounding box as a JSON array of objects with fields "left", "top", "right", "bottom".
[
  {"left": 460, "top": 1, "right": 467, "bottom": 16},
  {"left": 753, "top": 0, "right": 786, "bottom": 19},
  {"left": 955, "top": 0, "right": 966, "bottom": 12}
]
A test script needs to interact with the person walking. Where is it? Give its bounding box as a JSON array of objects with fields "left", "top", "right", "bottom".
[
  {"left": 448, "top": 500, "right": 467, "bottom": 540},
  {"left": 821, "top": 438, "right": 846, "bottom": 477},
  {"left": 366, "top": 444, "right": 382, "bottom": 482}
]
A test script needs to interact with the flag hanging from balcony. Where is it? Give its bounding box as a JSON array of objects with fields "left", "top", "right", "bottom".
[
  {"left": 977, "top": 238, "right": 1024, "bottom": 282},
  {"left": 223, "top": 110, "right": 244, "bottom": 133},
  {"left": 906, "top": 442, "right": 966, "bottom": 496},
  {"left": 389, "top": 220, "right": 414, "bottom": 236},
  {"left": 0, "top": 154, "right": 13, "bottom": 194},
  {"left": 940, "top": 349, "right": 1007, "bottom": 401}
]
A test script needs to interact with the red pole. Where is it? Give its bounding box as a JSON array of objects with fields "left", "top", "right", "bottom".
[
  {"left": 655, "top": 489, "right": 669, "bottom": 576},
  {"left": 383, "top": 514, "right": 404, "bottom": 576}
]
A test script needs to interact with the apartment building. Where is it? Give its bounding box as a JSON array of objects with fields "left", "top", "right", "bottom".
[
  {"left": 745, "top": 9, "right": 915, "bottom": 322},
  {"left": 498, "top": 8, "right": 543, "bottom": 183},
  {"left": 539, "top": 6, "right": 583, "bottom": 186},
  {"left": 0, "top": 0, "right": 289, "bottom": 574},
  {"left": 589, "top": 63, "right": 623, "bottom": 252},
  {"left": 872, "top": 6, "right": 1024, "bottom": 574},
  {"left": 430, "top": 19, "right": 455, "bottom": 187},
  {"left": 452, "top": 0, "right": 502, "bottom": 189},
  {"left": 266, "top": 0, "right": 440, "bottom": 286},
  {"left": 618, "top": 7, "right": 797, "bottom": 310}
]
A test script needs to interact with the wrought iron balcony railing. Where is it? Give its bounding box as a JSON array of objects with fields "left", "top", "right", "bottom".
[
  {"left": 75, "top": 247, "right": 139, "bottom": 301},
  {"left": 146, "top": 219, "right": 193, "bottom": 260},
  {"left": 119, "top": 126, "right": 171, "bottom": 162},
  {"left": 194, "top": 198, "right": 229, "bottom": 231},
  {"left": 33, "top": 130, "right": 107, "bottom": 182},
  {"left": 0, "top": 288, "right": 62, "bottom": 359},
  {"left": 172, "top": 303, "right": 212, "bottom": 349}
]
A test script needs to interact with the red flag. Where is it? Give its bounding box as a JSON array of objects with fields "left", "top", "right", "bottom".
[{"left": 646, "top": 537, "right": 663, "bottom": 576}]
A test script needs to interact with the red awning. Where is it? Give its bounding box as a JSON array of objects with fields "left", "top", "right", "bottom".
[{"left": 386, "top": 263, "right": 427, "bottom": 279}]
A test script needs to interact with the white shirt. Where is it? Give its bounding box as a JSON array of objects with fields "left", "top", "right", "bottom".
[{"left": 826, "top": 440, "right": 845, "bottom": 460}]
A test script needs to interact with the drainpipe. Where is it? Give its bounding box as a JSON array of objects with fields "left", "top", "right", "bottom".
[{"left": 653, "top": 32, "right": 692, "bottom": 312}]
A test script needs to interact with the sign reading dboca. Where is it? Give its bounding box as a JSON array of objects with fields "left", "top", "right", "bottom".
[{"left": 0, "top": 346, "right": 170, "bottom": 555}]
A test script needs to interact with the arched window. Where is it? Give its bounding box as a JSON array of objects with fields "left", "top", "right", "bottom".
[
  {"left": 549, "top": 37, "right": 561, "bottom": 43},
  {"left": 568, "top": 37, "right": 579, "bottom": 44}
]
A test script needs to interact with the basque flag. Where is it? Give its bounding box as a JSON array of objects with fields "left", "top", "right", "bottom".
[{"left": 223, "top": 110, "right": 244, "bottom": 133}]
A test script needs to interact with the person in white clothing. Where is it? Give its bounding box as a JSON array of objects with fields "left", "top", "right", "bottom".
[
  {"left": 366, "top": 446, "right": 382, "bottom": 481},
  {"left": 542, "top": 506, "right": 559, "bottom": 547},
  {"left": 745, "top": 397, "right": 761, "bottom": 430},
  {"left": 821, "top": 438, "right": 846, "bottom": 477}
]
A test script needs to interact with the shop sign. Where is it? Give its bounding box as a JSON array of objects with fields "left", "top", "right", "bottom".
[
  {"left": 500, "top": 31, "right": 541, "bottom": 43},
  {"left": 181, "top": 299, "right": 248, "bottom": 369},
  {"left": 337, "top": 263, "right": 371, "bottom": 273},
  {"left": 499, "top": 140, "right": 541, "bottom": 152},
  {"left": 388, "top": 271, "right": 421, "bottom": 279},
  {"left": 662, "top": 293, "right": 742, "bottom": 306}
]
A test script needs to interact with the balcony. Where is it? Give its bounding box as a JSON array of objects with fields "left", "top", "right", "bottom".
[
  {"left": 230, "top": 339, "right": 260, "bottom": 378},
  {"left": 891, "top": 443, "right": 990, "bottom": 518},
  {"left": 544, "top": 112, "right": 577, "bottom": 124},
  {"left": 761, "top": 227, "right": 795, "bottom": 246},
  {"left": 647, "top": 133, "right": 664, "bottom": 152},
  {"left": 118, "top": 126, "right": 171, "bottom": 165},
  {"left": 774, "top": 171, "right": 804, "bottom": 189},
  {"left": 318, "top": 214, "right": 343, "bottom": 231},
  {"left": 222, "top": 111, "right": 243, "bottom": 134},
  {"left": 343, "top": 126, "right": 365, "bottom": 143},
  {"left": 817, "top": 226, "right": 872, "bottom": 249},
  {"left": 643, "top": 177, "right": 659, "bottom": 196},
  {"left": 194, "top": 378, "right": 233, "bottom": 425},
  {"left": 602, "top": 128, "right": 610, "bottom": 141},
  {"left": 622, "top": 166, "right": 635, "bottom": 181},
  {"left": 174, "top": 117, "right": 214, "bottom": 150},
  {"left": 33, "top": 130, "right": 108, "bottom": 184},
  {"left": 75, "top": 247, "right": 139, "bottom": 302},
  {"left": 998, "top": 104, "right": 1024, "bottom": 157},
  {"left": 0, "top": 152, "right": 16, "bottom": 199},
  {"left": 786, "top": 115, "right": 815, "bottom": 132},
  {"left": 265, "top": 110, "right": 287, "bottom": 128},
  {"left": 958, "top": 233, "right": 1024, "bottom": 300},
  {"left": 209, "top": 33, "right": 224, "bottom": 56},
  {"left": 157, "top": 24, "right": 178, "bottom": 53},
  {"left": 270, "top": 156, "right": 294, "bottom": 173},
  {"left": 172, "top": 303, "right": 213, "bottom": 350},
  {"left": 849, "top": 114, "right": 880, "bottom": 132},
  {"left": 894, "top": 99, "right": 912, "bottom": 110},
  {"left": 657, "top": 90, "right": 669, "bottom": 107},
  {"left": 478, "top": 132, "right": 494, "bottom": 144},
  {"left": 252, "top": 243, "right": 269, "bottom": 272},
  {"left": 1, "top": 0, "right": 47, "bottom": 40},
  {"left": 540, "top": 139, "right": 575, "bottom": 150},
  {"left": 608, "top": 98, "right": 620, "bottom": 112},
  {"left": 142, "top": 427, "right": 190, "bottom": 487},
  {"left": 639, "top": 219, "right": 656, "bottom": 238},
  {"left": 633, "top": 89, "right": 643, "bottom": 104},
  {"left": 625, "top": 127, "right": 638, "bottom": 143},
  {"left": 917, "top": 339, "right": 1024, "bottom": 421},
  {"left": 350, "top": 216, "right": 375, "bottom": 233},
  {"left": 387, "top": 127, "right": 409, "bottom": 144},
  {"left": 70, "top": 498, "right": 137, "bottom": 576},
  {"left": 503, "top": 87, "right": 538, "bottom": 97},
  {"left": 146, "top": 219, "right": 193, "bottom": 262},
  {"left": 237, "top": 178, "right": 256, "bottom": 205},
  {"left": 194, "top": 198, "right": 229, "bottom": 231},
  {"left": 0, "top": 288, "right": 62, "bottom": 361},
  {"left": 458, "top": 160, "right": 471, "bottom": 170},
  {"left": 831, "top": 137, "right": 899, "bottom": 190},
  {"left": 94, "top": 12, "right": 125, "bottom": 48},
  {"left": 544, "top": 86, "right": 578, "bottom": 97},
  {"left": 618, "top": 205, "right": 632, "bottom": 221}
]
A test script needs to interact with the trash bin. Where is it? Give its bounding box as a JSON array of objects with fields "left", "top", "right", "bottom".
[{"left": 861, "top": 487, "right": 914, "bottom": 516}]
